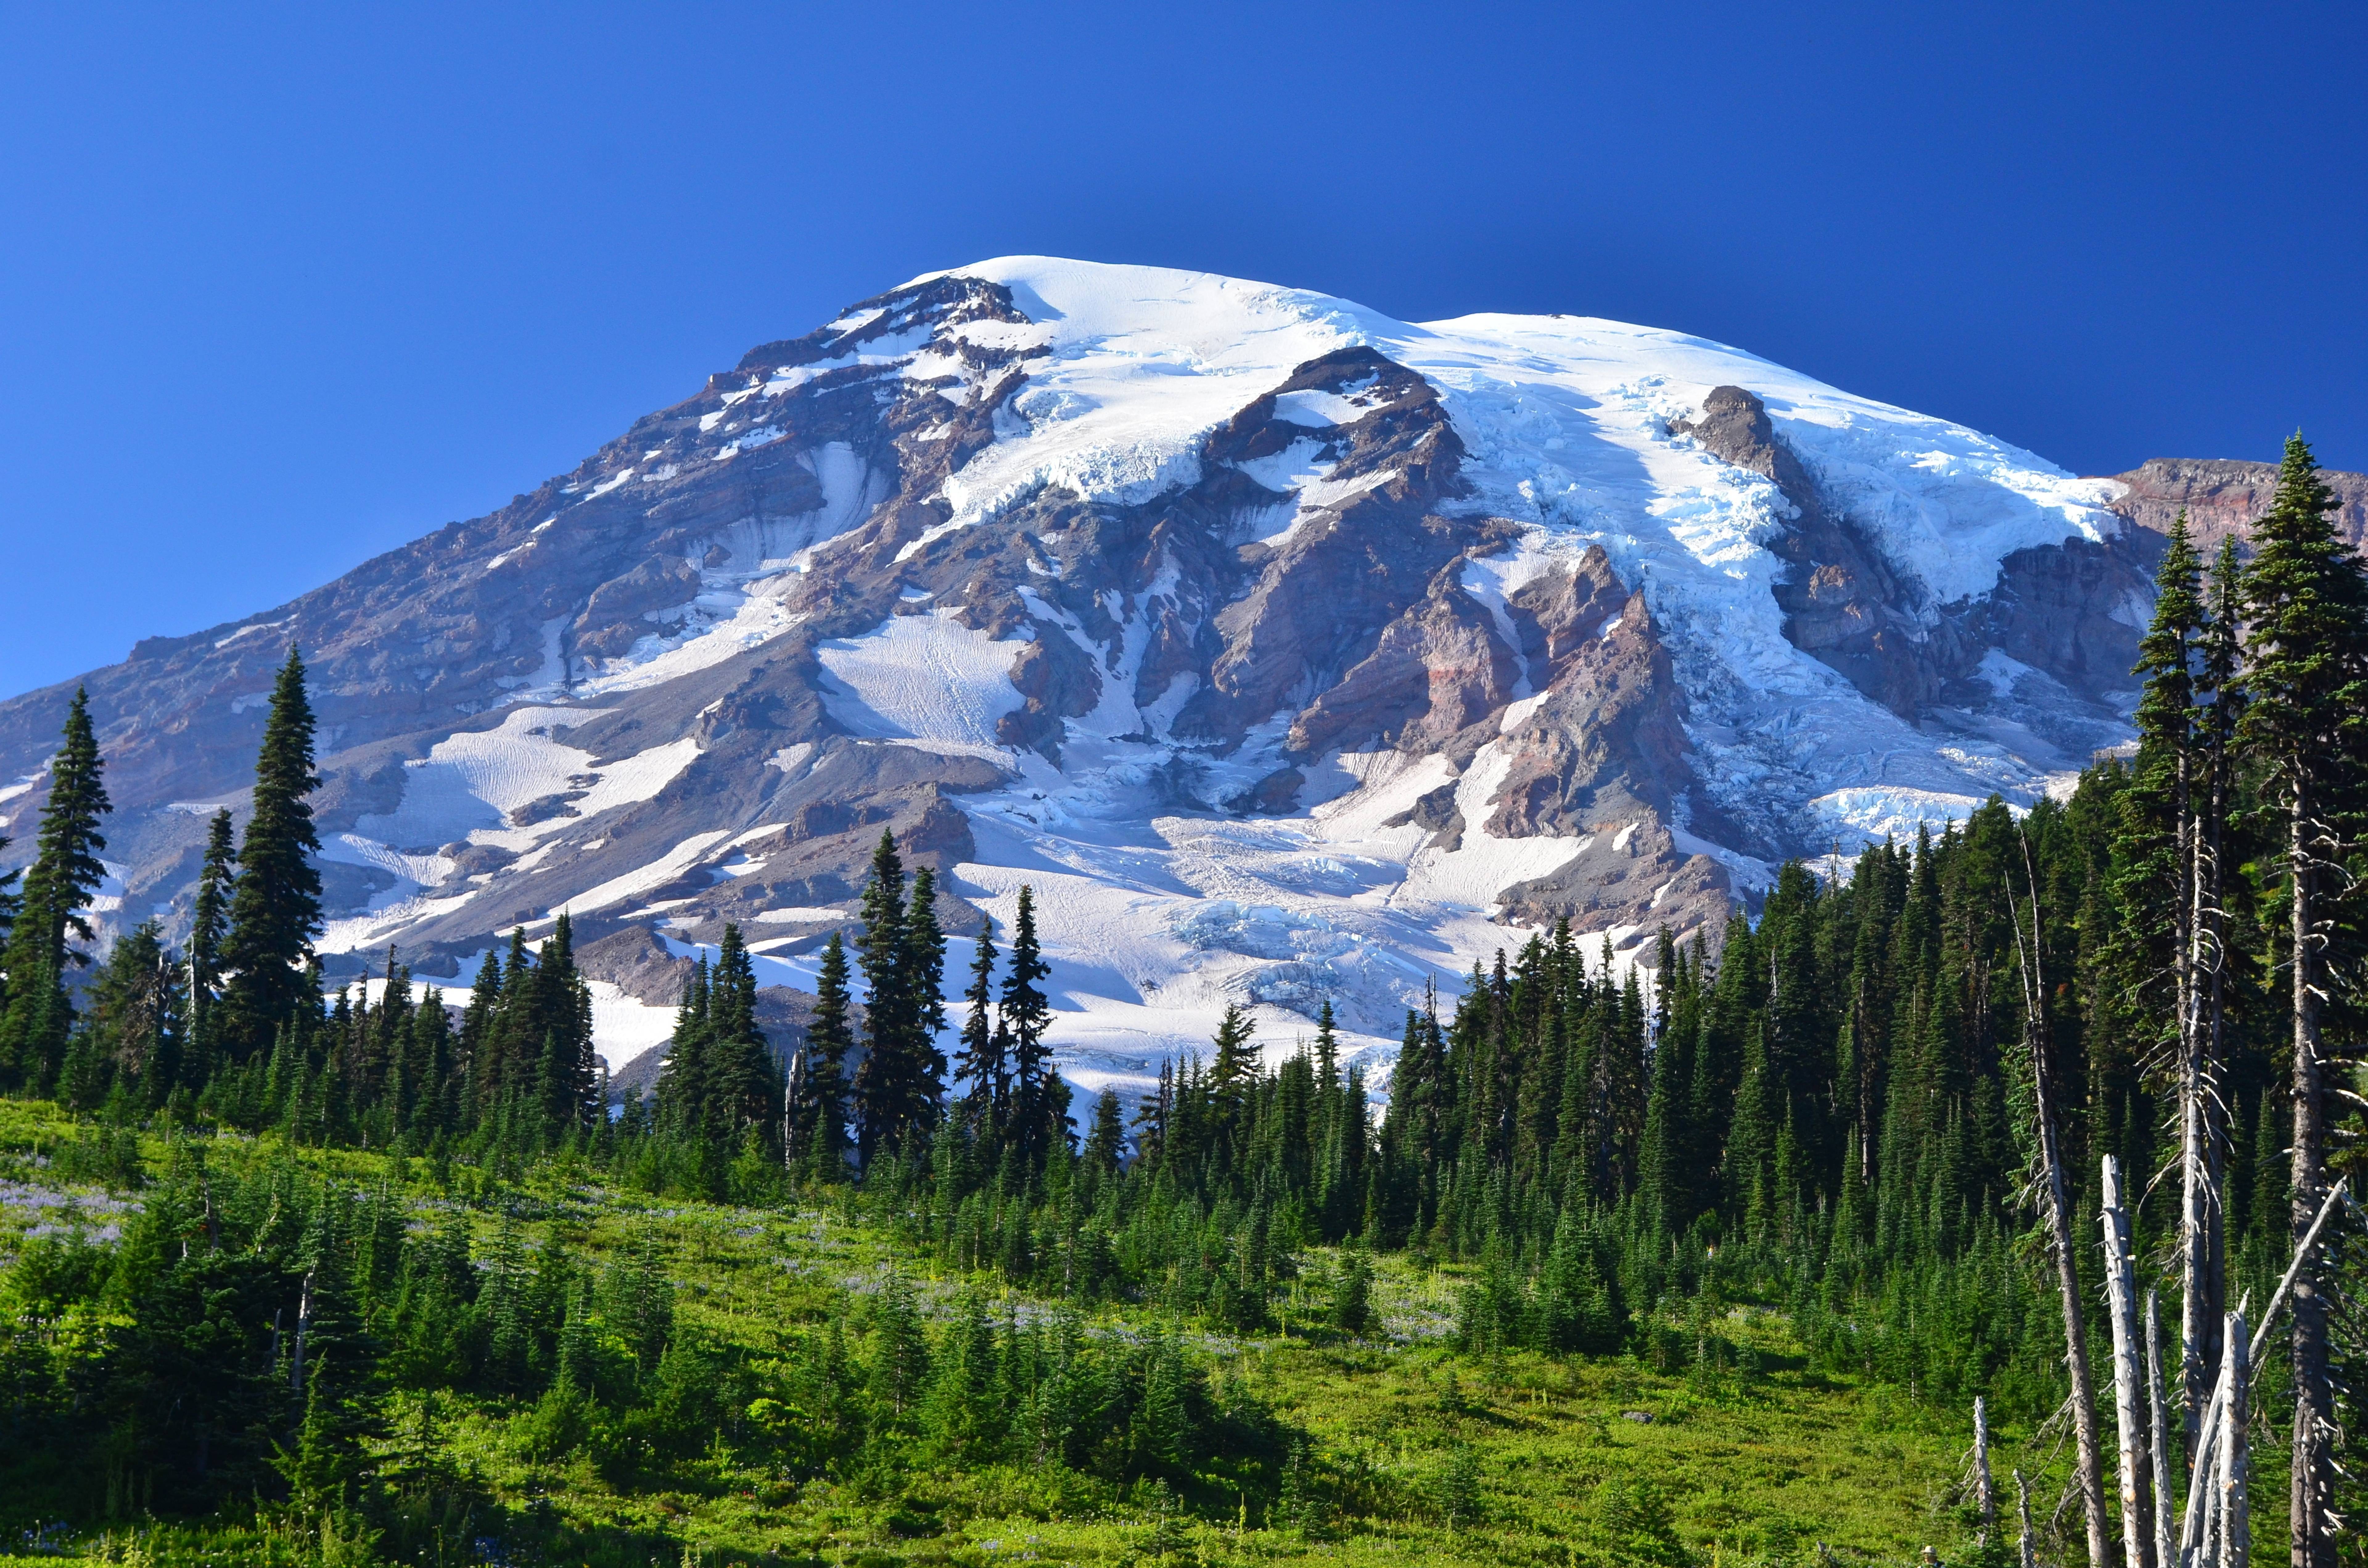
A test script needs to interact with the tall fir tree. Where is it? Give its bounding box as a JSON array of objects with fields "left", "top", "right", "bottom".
[
  {"left": 2236, "top": 433, "right": 2368, "bottom": 1567},
  {"left": 903, "top": 868, "right": 950, "bottom": 1136},
  {"left": 2118, "top": 510, "right": 2229, "bottom": 1447},
  {"left": 792, "top": 930, "right": 854, "bottom": 1178},
  {"left": 851, "top": 833, "right": 946, "bottom": 1165},
  {"left": 953, "top": 912, "right": 1003, "bottom": 1142},
  {"left": 655, "top": 957, "right": 712, "bottom": 1138},
  {"left": 218, "top": 649, "right": 323, "bottom": 1060},
  {"left": 0, "top": 687, "right": 112, "bottom": 1089},
  {"left": 702, "top": 923, "right": 779, "bottom": 1143},
  {"left": 1002, "top": 884, "right": 1056, "bottom": 1162},
  {"left": 853, "top": 831, "right": 908, "bottom": 1167},
  {"left": 182, "top": 808, "right": 237, "bottom": 1088}
]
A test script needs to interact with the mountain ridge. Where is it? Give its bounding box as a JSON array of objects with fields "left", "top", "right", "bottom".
[{"left": 0, "top": 257, "right": 2290, "bottom": 1092}]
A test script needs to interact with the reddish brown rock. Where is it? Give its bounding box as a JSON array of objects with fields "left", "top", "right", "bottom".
[
  {"left": 1287, "top": 561, "right": 1519, "bottom": 761},
  {"left": 2101, "top": 456, "right": 2368, "bottom": 554}
]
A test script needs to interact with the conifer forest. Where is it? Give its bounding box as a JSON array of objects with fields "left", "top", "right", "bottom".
[{"left": 1, "top": 440, "right": 2365, "bottom": 1567}]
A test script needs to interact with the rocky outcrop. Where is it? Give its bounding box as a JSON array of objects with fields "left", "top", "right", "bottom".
[
  {"left": 1286, "top": 560, "right": 1519, "bottom": 762},
  {"left": 1486, "top": 594, "right": 1688, "bottom": 839},
  {"left": 1483, "top": 586, "right": 1734, "bottom": 943},
  {"left": 2102, "top": 456, "right": 2368, "bottom": 554},
  {"left": 1184, "top": 350, "right": 1514, "bottom": 743},
  {"left": 1675, "top": 385, "right": 1945, "bottom": 718},
  {"left": 1503, "top": 548, "right": 1628, "bottom": 686},
  {"left": 1673, "top": 384, "right": 2161, "bottom": 737}
]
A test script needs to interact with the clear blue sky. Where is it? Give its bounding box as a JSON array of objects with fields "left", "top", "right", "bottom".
[{"left": 3, "top": 2, "right": 2362, "bottom": 696}]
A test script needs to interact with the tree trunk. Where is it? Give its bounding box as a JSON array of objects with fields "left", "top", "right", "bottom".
[
  {"left": 2181, "top": 764, "right": 2226, "bottom": 1462},
  {"left": 1974, "top": 1395, "right": 1997, "bottom": 1542},
  {"left": 2181, "top": 1345, "right": 2232, "bottom": 1568},
  {"left": 2146, "top": 1291, "right": 2174, "bottom": 1568},
  {"left": 2016, "top": 1469, "right": 2038, "bottom": 1568},
  {"left": 291, "top": 1270, "right": 313, "bottom": 1394},
  {"left": 2218, "top": 1309, "right": 2248, "bottom": 1568},
  {"left": 2102, "top": 1156, "right": 2157, "bottom": 1568},
  {"left": 2019, "top": 847, "right": 2113, "bottom": 1568},
  {"left": 2287, "top": 802, "right": 2333, "bottom": 1568},
  {"left": 782, "top": 1046, "right": 804, "bottom": 1171}
]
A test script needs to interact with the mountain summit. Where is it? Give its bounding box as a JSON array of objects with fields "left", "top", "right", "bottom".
[{"left": 0, "top": 258, "right": 2169, "bottom": 1087}]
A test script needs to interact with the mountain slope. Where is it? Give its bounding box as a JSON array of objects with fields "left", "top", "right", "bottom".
[{"left": 0, "top": 259, "right": 2176, "bottom": 1090}]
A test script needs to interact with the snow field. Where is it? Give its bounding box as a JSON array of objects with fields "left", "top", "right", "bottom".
[
  {"left": 561, "top": 829, "right": 737, "bottom": 916},
  {"left": 315, "top": 710, "right": 703, "bottom": 955},
  {"left": 815, "top": 610, "right": 1031, "bottom": 748}
]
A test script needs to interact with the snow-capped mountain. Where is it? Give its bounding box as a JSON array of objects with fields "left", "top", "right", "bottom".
[{"left": 0, "top": 258, "right": 2183, "bottom": 1092}]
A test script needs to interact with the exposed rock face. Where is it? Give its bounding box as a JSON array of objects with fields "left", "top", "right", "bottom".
[
  {"left": 2101, "top": 456, "right": 2368, "bottom": 554},
  {"left": 1486, "top": 588, "right": 1732, "bottom": 939},
  {"left": 0, "top": 258, "right": 2179, "bottom": 1092},
  {"left": 1287, "top": 562, "right": 1520, "bottom": 764},
  {"left": 1185, "top": 350, "right": 1507, "bottom": 743},
  {"left": 1676, "top": 386, "right": 1934, "bottom": 717}
]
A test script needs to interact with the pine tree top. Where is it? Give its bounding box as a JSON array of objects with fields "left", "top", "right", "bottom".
[{"left": 2240, "top": 434, "right": 2368, "bottom": 770}]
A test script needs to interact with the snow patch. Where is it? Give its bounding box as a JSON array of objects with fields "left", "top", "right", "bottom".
[
  {"left": 1272, "top": 383, "right": 1380, "bottom": 428},
  {"left": 347, "top": 707, "right": 700, "bottom": 864},
  {"left": 562, "top": 830, "right": 737, "bottom": 915},
  {"left": 815, "top": 611, "right": 1028, "bottom": 749}
]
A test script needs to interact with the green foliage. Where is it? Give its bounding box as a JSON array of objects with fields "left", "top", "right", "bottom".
[
  {"left": 0, "top": 687, "right": 111, "bottom": 1091},
  {"left": 1330, "top": 1245, "right": 1373, "bottom": 1337},
  {"left": 217, "top": 649, "right": 323, "bottom": 1060}
]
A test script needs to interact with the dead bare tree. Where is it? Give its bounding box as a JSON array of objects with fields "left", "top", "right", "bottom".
[
  {"left": 2174, "top": 1180, "right": 2347, "bottom": 1568},
  {"left": 2012, "top": 827, "right": 2111, "bottom": 1568},
  {"left": 2146, "top": 1290, "right": 2174, "bottom": 1568},
  {"left": 2180, "top": 540, "right": 2240, "bottom": 1465},
  {"left": 2102, "top": 1155, "right": 2157, "bottom": 1568},
  {"left": 1974, "top": 1395, "right": 1997, "bottom": 1544},
  {"left": 2215, "top": 1309, "right": 2247, "bottom": 1568}
]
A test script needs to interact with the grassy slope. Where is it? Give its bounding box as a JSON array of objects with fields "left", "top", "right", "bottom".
[{"left": 0, "top": 1103, "right": 2042, "bottom": 1567}]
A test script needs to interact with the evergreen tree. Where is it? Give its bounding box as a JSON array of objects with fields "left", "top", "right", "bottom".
[
  {"left": 1002, "top": 884, "right": 1057, "bottom": 1163},
  {"left": 953, "top": 912, "right": 1003, "bottom": 1141},
  {"left": 1330, "top": 1246, "right": 1372, "bottom": 1337},
  {"left": 218, "top": 650, "right": 323, "bottom": 1060},
  {"left": 77, "top": 919, "right": 184, "bottom": 1106},
  {"left": 655, "top": 958, "right": 712, "bottom": 1139},
  {"left": 849, "top": 837, "right": 948, "bottom": 1167},
  {"left": 869, "top": 1269, "right": 930, "bottom": 1420},
  {"left": 791, "top": 931, "right": 854, "bottom": 1179},
  {"left": 0, "top": 827, "right": 17, "bottom": 1016},
  {"left": 853, "top": 831, "right": 911, "bottom": 1166},
  {"left": 903, "top": 868, "right": 950, "bottom": 1138},
  {"left": 1084, "top": 1087, "right": 1126, "bottom": 1173},
  {"left": 458, "top": 946, "right": 504, "bottom": 1113},
  {"left": 702, "top": 923, "right": 777, "bottom": 1143},
  {"left": 0, "top": 688, "right": 112, "bottom": 1088},
  {"left": 2119, "top": 511, "right": 2236, "bottom": 1452},
  {"left": 1207, "top": 1003, "right": 1259, "bottom": 1157},
  {"left": 922, "top": 1291, "right": 1002, "bottom": 1460},
  {"left": 278, "top": 1186, "right": 378, "bottom": 1504},
  {"left": 2237, "top": 433, "right": 2368, "bottom": 1566}
]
